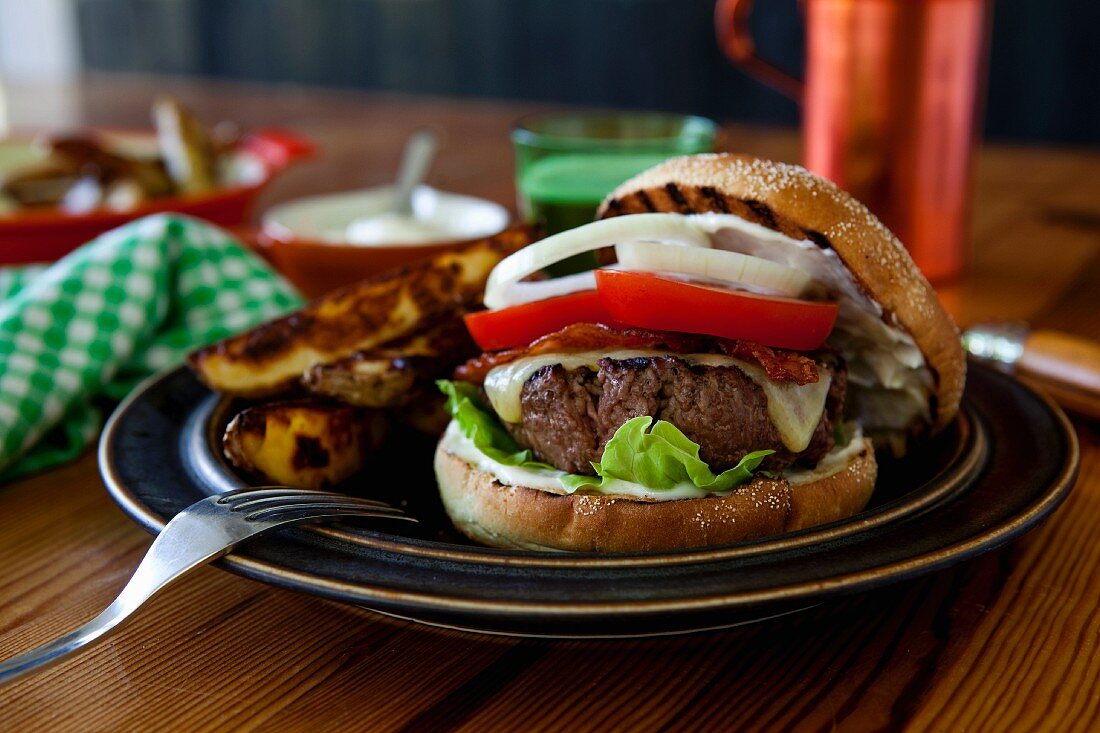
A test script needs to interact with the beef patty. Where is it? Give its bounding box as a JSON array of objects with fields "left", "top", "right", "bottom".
[{"left": 503, "top": 355, "right": 846, "bottom": 475}]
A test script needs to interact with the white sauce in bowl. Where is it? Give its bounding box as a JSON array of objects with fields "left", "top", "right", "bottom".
[
  {"left": 263, "top": 185, "right": 510, "bottom": 246},
  {"left": 344, "top": 211, "right": 452, "bottom": 245}
]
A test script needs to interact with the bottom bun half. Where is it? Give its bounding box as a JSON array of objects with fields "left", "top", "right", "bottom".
[{"left": 434, "top": 438, "right": 878, "bottom": 553}]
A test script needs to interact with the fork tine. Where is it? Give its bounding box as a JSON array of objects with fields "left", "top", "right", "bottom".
[
  {"left": 243, "top": 500, "right": 409, "bottom": 518},
  {"left": 216, "top": 488, "right": 336, "bottom": 505},
  {"left": 244, "top": 503, "right": 416, "bottom": 523},
  {"left": 229, "top": 493, "right": 392, "bottom": 512}
]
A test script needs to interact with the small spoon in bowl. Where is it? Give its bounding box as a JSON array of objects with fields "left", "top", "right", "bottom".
[
  {"left": 391, "top": 127, "right": 440, "bottom": 217},
  {"left": 345, "top": 128, "right": 441, "bottom": 244}
]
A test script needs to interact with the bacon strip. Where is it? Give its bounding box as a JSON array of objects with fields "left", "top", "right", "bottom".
[
  {"left": 455, "top": 323, "right": 820, "bottom": 385},
  {"left": 717, "top": 340, "right": 820, "bottom": 385}
]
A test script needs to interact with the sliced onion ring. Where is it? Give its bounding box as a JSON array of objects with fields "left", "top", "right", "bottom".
[
  {"left": 614, "top": 240, "right": 811, "bottom": 297},
  {"left": 493, "top": 270, "right": 597, "bottom": 306},
  {"left": 484, "top": 214, "right": 710, "bottom": 310}
]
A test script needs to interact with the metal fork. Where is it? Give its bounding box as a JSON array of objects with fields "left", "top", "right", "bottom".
[{"left": 0, "top": 487, "right": 415, "bottom": 686}]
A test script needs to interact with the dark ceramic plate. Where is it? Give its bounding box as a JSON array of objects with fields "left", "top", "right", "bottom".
[{"left": 99, "top": 362, "right": 1078, "bottom": 637}]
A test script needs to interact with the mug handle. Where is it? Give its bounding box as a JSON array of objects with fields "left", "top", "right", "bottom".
[{"left": 714, "top": 0, "right": 804, "bottom": 102}]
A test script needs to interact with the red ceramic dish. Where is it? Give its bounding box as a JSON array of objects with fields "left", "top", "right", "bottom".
[
  {"left": 257, "top": 186, "right": 511, "bottom": 297},
  {"left": 255, "top": 235, "right": 465, "bottom": 298},
  {"left": 0, "top": 128, "right": 315, "bottom": 265}
]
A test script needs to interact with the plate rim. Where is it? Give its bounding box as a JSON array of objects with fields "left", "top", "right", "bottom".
[{"left": 98, "top": 364, "right": 1080, "bottom": 618}]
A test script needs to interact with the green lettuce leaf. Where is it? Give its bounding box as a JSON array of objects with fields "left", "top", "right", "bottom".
[
  {"left": 437, "top": 380, "right": 556, "bottom": 469},
  {"left": 560, "top": 416, "right": 774, "bottom": 494}
]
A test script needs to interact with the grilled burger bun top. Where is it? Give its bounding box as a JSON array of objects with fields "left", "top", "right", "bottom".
[{"left": 599, "top": 153, "right": 965, "bottom": 441}]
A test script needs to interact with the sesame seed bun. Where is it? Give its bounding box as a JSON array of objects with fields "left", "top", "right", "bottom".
[
  {"left": 597, "top": 153, "right": 965, "bottom": 431},
  {"left": 433, "top": 153, "right": 955, "bottom": 553},
  {"left": 434, "top": 438, "right": 877, "bottom": 553}
]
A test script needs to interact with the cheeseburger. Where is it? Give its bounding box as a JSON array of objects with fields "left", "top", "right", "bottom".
[{"left": 434, "top": 154, "right": 965, "bottom": 552}]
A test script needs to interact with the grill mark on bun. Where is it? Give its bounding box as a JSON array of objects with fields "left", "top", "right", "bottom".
[
  {"left": 664, "top": 182, "right": 691, "bottom": 213},
  {"left": 636, "top": 190, "right": 657, "bottom": 212},
  {"left": 744, "top": 199, "right": 779, "bottom": 229},
  {"left": 605, "top": 197, "right": 624, "bottom": 214},
  {"left": 700, "top": 186, "right": 731, "bottom": 213}
]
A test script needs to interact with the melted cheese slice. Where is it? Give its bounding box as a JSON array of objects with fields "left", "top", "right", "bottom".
[{"left": 482, "top": 350, "right": 832, "bottom": 453}]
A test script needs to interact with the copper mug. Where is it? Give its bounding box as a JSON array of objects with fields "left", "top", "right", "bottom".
[{"left": 716, "top": 0, "right": 991, "bottom": 282}]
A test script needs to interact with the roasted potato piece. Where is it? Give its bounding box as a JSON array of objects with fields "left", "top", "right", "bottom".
[
  {"left": 360, "top": 314, "right": 478, "bottom": 360},
  {"left": 305, "top": 357, "right": 420, "bottom": 408},
  {"left": 303, "top": 316, "right": 477, "bottom": 408},
  {"left": 223, "top": 401, "right": 387, "bottom": 490},
  {"left": 189, "top": 226, "right": 534, "bottom": 397},
  {"left": 49, "top": 135, "right": 175, "bottom": 198},
  {"left": 0, "top": 162, "right": 81, "bottom": 208},
  {"left": 304, "top": 368, "right": 451, "bottom": 434},
  {"left": 48, "top": 135, "right": 134, "bottom": 179},
  {"left": 153, "top": 97, "right": 219, "bottom": 194}
]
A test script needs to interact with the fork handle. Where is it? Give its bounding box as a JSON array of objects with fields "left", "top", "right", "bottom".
[
  {"left": 0, "top": 517, "right": 233, "bottom": 686},
  {"left": 0, "top": 550, "right": 229, "bottom": 686},
  {"left": 0, "top": 490, "right": 412, "bottom": 686},
  {"left": 0, "top": 599, "right": 132, "bottom": 685}
]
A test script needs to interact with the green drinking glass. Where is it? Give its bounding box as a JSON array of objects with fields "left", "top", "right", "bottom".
[{"left": 512, "top": 112, "right": 718, "bottom": 238}]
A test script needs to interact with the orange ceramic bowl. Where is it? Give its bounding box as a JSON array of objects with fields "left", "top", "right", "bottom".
[
  {"left": 258, "top": 185, "right": 511, "bottom": 297},
  {"left": 0, "top": 128, "right": 314, "bottom": 265}
]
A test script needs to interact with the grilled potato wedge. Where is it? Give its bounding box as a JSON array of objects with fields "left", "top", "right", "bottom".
[
  {"left": 50, "top": 134, "right": 176, "bottom": 198},
  {"left": 305, "top": 357, "right": 420, "bottom": 408},
  {"left": 362, "top": 313, "right": 478, "bottom": 360},
  {"left": 302, "top": 316, "right": 477, "bottom": 408},
  {"left": 189, "top": 226, "right": 534, "bottom": 397},
  {"left": 223, "top": 401, "right": 387, "bottom": 489}
]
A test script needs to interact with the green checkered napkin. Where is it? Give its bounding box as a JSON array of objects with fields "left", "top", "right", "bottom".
[{"left": 0, "top": 214, "right": 304, "bottom": 481}]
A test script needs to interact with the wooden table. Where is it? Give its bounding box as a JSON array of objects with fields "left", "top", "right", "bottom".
[{"left": 2, "top": 74, "right": 1099, "bottom": 732}]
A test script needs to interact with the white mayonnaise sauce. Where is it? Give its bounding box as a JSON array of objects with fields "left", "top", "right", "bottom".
[{"left": 344, "top": 212, "right": 452, "bottom": 246}]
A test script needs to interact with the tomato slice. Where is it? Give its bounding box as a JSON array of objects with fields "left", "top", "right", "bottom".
[
  {"left": 463, "top": 290, "right": 618, "bottom": 351},
  {"left": 594, "top": 270, "right": 838, "bottom": 351}
]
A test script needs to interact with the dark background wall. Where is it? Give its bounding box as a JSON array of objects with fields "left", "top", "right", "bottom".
[{"left": 76, "top": 0, "right": 1100, "bottom": 144}]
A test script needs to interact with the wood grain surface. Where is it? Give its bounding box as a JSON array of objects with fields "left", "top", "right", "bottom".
[{"left": 2, "top": 74, "right": 1100, "bottom": 732}]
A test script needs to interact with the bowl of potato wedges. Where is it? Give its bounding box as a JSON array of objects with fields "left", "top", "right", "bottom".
[{"left": 0, "top": 97, "right": 313, "bottom": 264}]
